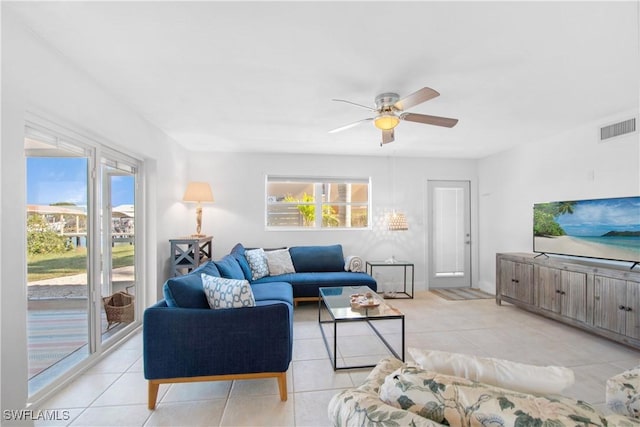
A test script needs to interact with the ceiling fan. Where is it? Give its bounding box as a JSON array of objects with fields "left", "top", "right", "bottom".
[{"left": 329, "top": 87, "right": 458, "bottom": 145}]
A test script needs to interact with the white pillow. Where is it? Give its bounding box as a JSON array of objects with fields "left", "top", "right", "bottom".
[
  {"left": 264, "top": 249, "right": 295, "bottom": 275},
  {"left": 408, "top": 347, "right": 574, "bottom": 395},
  {"left": 245, "top": 248, "right": 269, "bottom": 280},
  {"left": 344, "top": 255, "right": 363, "bottom": 272},
  {"left": 201, "top": 274, "right": 255, "bottom": 309}
]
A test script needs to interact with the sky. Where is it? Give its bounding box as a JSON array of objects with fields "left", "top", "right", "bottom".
[
  {"left": 556, "top": 197, "right": 640, "bottom": 236},
  {"left": 27, "top": 157, "right": 134, "bottom": 207}
]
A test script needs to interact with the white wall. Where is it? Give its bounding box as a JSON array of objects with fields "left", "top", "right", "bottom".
[
  {"left": 477, "top": 110, "right": 640, "bottom": 293},
  {"left": 3, "top": 2, "right": 637, "bottom": 418},
  {"left": 1, "top": 10, "right": 187, "bottom": 417},
  {"left": 187, "top": 152, "right": 478, "bottom": 293}
]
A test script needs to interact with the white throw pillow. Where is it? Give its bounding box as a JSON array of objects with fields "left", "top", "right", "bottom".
[
  {"left": 201, "top": 274, "right": 255, "bottom": 309},
  {"left": 264, "top": 249, "right": 295, "bottom": 275},
  {"left": 245, "top": 248, "right": 270, "bottom": 280},
  {"left": 408, "top": 347, "right": 574, "bottom": 395},
  {"left": 344, "top": 255, "right": 363, "bottom": 272}
]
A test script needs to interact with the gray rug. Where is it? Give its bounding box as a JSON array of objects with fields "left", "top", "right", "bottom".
[{"left": 430, "top": 288, "right": 494, "bottom": 301}]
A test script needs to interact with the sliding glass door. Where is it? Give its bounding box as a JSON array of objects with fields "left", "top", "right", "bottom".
[
  {"left": 25, "top": 131, "right": 91, "bottom": 394},
  {"left": 101, "top": 160, "right": 137, "bottom": 344},
  {"left": 25, "top": 125, "right": 141, "bottom": 397}
]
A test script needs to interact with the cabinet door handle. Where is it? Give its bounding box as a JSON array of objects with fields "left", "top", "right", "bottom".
[
  {"left": 560, "top": 291, "right": 566, "bottom": 295},
  {"left": 625, "top": 307, "right": 633, "bottom": 312},
  {"left": 619, "top": 305, "right": 626, "bottom": 310}
]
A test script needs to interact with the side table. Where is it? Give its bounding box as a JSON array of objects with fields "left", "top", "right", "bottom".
[
  {"left": 366, "top": 261, "right": 414, "bottom": 299},
  {"left": 170, "top": 236, "right": 212, "bottom": 276}
]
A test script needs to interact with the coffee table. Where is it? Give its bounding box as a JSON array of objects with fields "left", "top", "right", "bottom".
[{"left": 318, "top": 286, "right": 405, "bottom": 370}]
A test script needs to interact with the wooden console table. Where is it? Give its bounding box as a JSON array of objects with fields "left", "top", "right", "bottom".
[{"left": 496, "top": 252, "right": 640, "bottom": 349}]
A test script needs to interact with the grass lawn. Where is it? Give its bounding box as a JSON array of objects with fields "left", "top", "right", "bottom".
[{"left": 28, "top": 245, "right": 135, "bottom": 282}]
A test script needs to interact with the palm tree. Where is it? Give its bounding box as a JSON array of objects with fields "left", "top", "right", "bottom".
[{"left": 555, "top": 201, "right": 576, "bottom": 216}]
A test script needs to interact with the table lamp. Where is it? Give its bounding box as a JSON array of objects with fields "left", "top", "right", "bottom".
[{"left": 183, "top": 182, "right": 214, "bottom": 237}]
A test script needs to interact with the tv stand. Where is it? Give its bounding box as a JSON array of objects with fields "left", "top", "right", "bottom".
[
  {"left": 533, "top": 252, "right": 549, "bottom": 259},
  {"left": 631, "top": 261, "right": 639, "bottom": 270},
  {"left": 497, "top": 253, "right": 640, "bottom": 350}
]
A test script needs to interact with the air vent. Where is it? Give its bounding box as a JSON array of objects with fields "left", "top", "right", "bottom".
[{"left": 600, "top": 118, "right": 636, "bottom": 141}]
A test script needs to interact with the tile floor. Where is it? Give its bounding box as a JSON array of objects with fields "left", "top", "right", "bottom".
[{"left": 36, "top": 291, "right": 640, "bottom": 426}]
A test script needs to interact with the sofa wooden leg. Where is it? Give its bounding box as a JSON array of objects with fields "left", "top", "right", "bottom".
[
  {"left": 148, "top": 381, "right": 160, "bottom": 410},
  {"left": 277, "top": 372, "right": 287, "bottom": 401}
]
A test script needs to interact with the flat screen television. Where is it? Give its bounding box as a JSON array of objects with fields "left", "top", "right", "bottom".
[{"left": 533, "top": 196, "right": 640, "bottom": 266}]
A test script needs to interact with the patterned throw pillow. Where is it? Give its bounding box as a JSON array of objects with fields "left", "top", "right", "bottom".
[
  {"left": 201, "top": 274, "right": 255, "bottom": 309},
  {"left": 265, "top": 249, "right": 296, "bottom": 275},
  {"left": 379, "top": 366, "right": 608, "bottom": 427},
  {"left": 245, "top": 248, "right": 270, "bottom": 280}
]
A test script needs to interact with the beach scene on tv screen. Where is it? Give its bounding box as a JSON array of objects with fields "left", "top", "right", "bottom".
[{"left": 533, "top": 197, "right": 640, "bottom": 262}]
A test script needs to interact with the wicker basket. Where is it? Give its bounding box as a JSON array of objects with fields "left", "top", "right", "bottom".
[{"left": 103, "top": 291, "right": 134, "bottom": 329}]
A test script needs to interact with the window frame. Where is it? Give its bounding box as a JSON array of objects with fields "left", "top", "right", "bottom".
[
  {"left": 24, "top": 118, "right": 145, "bottom": 402},
  {"left": 265, "top": 175, "right": 372, "bottom": 231}
]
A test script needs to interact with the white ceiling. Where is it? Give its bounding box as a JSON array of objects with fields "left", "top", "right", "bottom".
[{"left": 6, "top": 1, "right": 640, "bottom": 158}]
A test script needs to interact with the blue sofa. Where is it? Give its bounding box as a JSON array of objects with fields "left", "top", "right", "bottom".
[
  {"left": 143, "top": 243, "right": 375, "bottom": 409},
  {"left": 144, "top": 261, "right": 293, "bottom": 409},
  {"left": 229, "top": 243, "right": 377, "bottom": 303}
]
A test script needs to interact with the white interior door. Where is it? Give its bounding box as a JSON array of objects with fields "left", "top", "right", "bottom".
[{"left": 427, "top": 180, "right": 471, "bottom": 288}]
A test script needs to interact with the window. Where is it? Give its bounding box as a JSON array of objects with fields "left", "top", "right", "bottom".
[
  {"left": 266, "top": 176, "right": 370, "bottom": 229},
  {"left": 25, "top": 122, "right": 142, "bottom": 397}
]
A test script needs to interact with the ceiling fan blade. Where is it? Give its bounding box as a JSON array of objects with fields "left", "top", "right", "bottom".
[
  {"left": 381, "top": 129, "right": 394, "bottom": 145},
  {"left": 393, "top": 87, "right": 440, "bottom": 111},
  {"left": 331, "top": 99, "right": 377, "bottom": 112},
  {"left": 400, "top": 112, "right": 458, "bottom": 128},
  {"left": 328, "top": 117, "right": 373, "bottom": 133}
]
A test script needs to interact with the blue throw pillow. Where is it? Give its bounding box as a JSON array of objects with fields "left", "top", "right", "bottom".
[
  {"left": 163, "top": 261, "right": 220, "bottom": 308},
  {"left": 196, "top": 261, "right": 222, "bottom": 278},
  {"left": 215, "top": 255, "right": 246, "bottom": 280},
  {"left": 289, "top": 244, "right": 345, "bottom": 272},
  {"left": 230, "top": 243, "right": 252, "bottom": 281}
]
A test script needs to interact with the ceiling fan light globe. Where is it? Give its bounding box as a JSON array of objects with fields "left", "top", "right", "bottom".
[{"left": 374, "top": 114, "right": 400, "bottom": 130}]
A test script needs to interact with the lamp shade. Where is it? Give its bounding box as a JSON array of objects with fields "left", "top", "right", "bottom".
[
  {"left": 388, "top": 211, "right": 409, "bottom": 231},
  {"left": 183, "top": 182, "right": 214, "bottom": 203}
]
